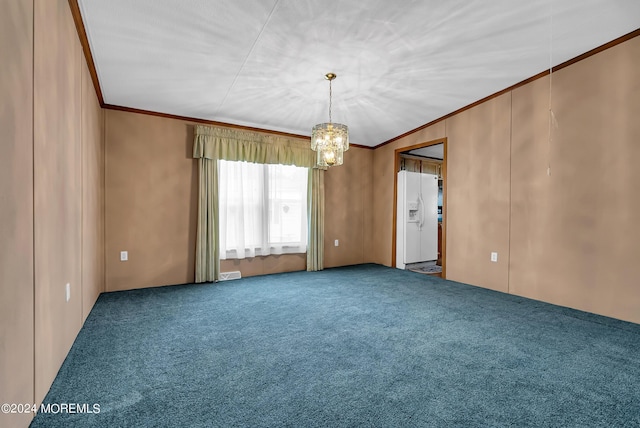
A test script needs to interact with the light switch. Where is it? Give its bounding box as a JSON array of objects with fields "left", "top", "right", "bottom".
[
  {"left": 490, "top": 252, "right": 498, "bottom": 262},
  {"left": 66, "top": 283, "right": 70, "bottom": 302},
  {"left": 334, "top": 239, "right": 339, "bottom": 247},
  {"left": 120, "top": 251, "right": 128, "bottom": 261}
]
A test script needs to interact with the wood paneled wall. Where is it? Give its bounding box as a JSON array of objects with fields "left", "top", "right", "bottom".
[
  {"left": 372, "top": 36, "right": 640, "bottom": 324},
  {"left": 0, "top": 1, "right": 35, "bottom": 427},
  {"left": 445, "top": 93, "right": 511, "bottom": 293},
  {"left": 33, "top": 0, "right": 84, "bottom": 401},
  {"left": 323, "top": 147, "right": 374, "bottom": 268},
  {"left": 0, "top": 1, "right": 105, "bottom": 425},
  {"left": 104, "top": 110, "right": 199, "bottom": 291},
  {"left": 509, "top": 40, "right": 640, "bottom": 321},
  {"left": 82, "top": 57, "right": 106, "bottom": 322},
  {"left": 104, "top": 110, "right": 375, "bottom": 290}
]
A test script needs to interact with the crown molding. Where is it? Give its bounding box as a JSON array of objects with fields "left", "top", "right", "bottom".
[
  {"left": 68, "top": 0, "right": 104, "bottom": 105},
  {"left": 374, "top": 27, "right": 640, "bottom": 150}
]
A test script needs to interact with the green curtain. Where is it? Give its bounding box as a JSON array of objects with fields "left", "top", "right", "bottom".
[
  {"left": 195, "top": 158, "right": 219, "bottom": 282},
  {"left": 193, "top": 126, "right": 319, "bottom": 168},
  {"left": 307, "top": 168, "right": 324, "bottom": 271},
  {"left": 193, "top": 125, "right": 325, "bottom": 282}
]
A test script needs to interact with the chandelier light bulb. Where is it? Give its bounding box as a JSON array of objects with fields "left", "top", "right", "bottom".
[{"left": 324, "top": 150, "right": 336, "bottom": 166}]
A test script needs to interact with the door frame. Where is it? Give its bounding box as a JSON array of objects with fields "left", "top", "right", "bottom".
[{"left": 392, "top": 138, "right": 448, "bottom": 278}]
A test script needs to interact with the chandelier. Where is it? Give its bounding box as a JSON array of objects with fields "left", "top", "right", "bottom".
[{"left": 311, "top": 73, "right": 349, "bottom": 167}]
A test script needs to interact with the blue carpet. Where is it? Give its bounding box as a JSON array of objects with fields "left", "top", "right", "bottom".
[{"left": 30, "top": 264, "right": 640, "bottom": 427}]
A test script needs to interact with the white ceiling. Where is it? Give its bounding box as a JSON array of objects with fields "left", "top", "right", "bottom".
[
  {"left": 407, "top": 144, "right": 444, "bottom": 160},
  {"left": 78, "top": 0, "right": 640, "bottom": 147}
]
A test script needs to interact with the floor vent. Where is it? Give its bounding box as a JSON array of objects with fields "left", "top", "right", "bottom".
[{"left": 219, "top": 271, "right": 241, "bottom": 281}]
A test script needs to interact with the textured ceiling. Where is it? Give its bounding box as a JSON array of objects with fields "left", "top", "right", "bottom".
[
  {"left": 78, "top": 0, "right": 640, "bottom": 147},
  {"left": 407, "top": 144, "right": 444, "bottom": 160}
]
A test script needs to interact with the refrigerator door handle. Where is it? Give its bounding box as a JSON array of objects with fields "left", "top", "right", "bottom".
[{"left": 418, "top": 194, "right": 425, "bottom": 230}]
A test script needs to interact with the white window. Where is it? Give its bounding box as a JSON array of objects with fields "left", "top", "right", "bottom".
[{"left": 218, "top": 160, "right": 308, "bottom": 259}]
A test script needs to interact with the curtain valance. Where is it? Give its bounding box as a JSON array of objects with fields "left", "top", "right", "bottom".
[
  {"left": 193, "top": 124, "right": 325, "bottom": 283},
  {"left": 193, "top": 125, "right": 320, "bottom": 169}
]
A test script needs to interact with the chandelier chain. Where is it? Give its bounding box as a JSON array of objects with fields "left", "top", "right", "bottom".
[{"left": 329, "top": 78, "right": 332, "bottom": 123}]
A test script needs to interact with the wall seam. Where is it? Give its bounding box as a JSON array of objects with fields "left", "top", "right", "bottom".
[
  {"left": 80, "top": 40, "right": 85, "bottom": 322},
  {"left": 362, "top": 156, "right": 365, "bottom": 264},
  {"left": 103, "top": 110, "right": 107, "bottom": 292},
  {"left": 507, "top": 91, "right": 513, "bottom": 295},
  {"left": 31, "top": 0, "right": 36, "bottom": 410}
]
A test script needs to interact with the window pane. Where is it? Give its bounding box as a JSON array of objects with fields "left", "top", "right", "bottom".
[
  {"left": 218, "top": 160, "right": 308, "bottom": 259},
  {"left": 268, "top": 164, "right": 307, "bottom": 245},
  {"left": 218, "top": 160, "right": 266, "bottom": 258}
]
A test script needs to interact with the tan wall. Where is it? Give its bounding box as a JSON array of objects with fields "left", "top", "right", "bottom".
[
  {"left": 34, "top": 0, "right": 84, "bottom": 403},
  {"left": 509, "top": 39, "right": 640, "bottom": 322},
  {"left": 220, "top": 255, "right": 306, "bottom": 277},
  {"left": 0, "top": 1, "right": 35, "bottom": 427},
  {"left": 34, "top": 0, "right": 106, "bottom": 404},
  {"left": 1, "top": 1, "right": 105, "bottom": 423},
  {"left": 105, "top": 110, "right": 198, "bottom": 290},
  {"left": 372, "top": 36, "right": 640, "bottom": 323},
  {"left": 446, "top": 93, "right": 511, "bottom": 293},
  {"left": 324, "top": 147, "right": 374, "bottom": 267},
  {"left": 82, "top": 57, "right": 106, "bottom": 321},
  {"left": 105, "top": 111, "right": 374, "bottom": 289}
]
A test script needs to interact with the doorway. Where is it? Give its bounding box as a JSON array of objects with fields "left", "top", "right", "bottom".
[{"left": 392, "top": 138, "right": 447, "bottom": 278}]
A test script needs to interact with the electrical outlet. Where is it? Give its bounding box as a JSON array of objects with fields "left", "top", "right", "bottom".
[
  {"left": 65, "top": 283, "right": 70, "bottom": 302},
  {"left": 120, "top": 251, "right": 128, "bottom": 261},
  {"left": 334, "top": 239, "right": 339, "bottom": 247},
  {"left": 490, "top": 252, "right": 498, "bottom": 262}
]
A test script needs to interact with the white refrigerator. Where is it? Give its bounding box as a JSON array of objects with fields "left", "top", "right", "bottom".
[{"left": 396, "top": 171, "right": 439, "bottom": 269}]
